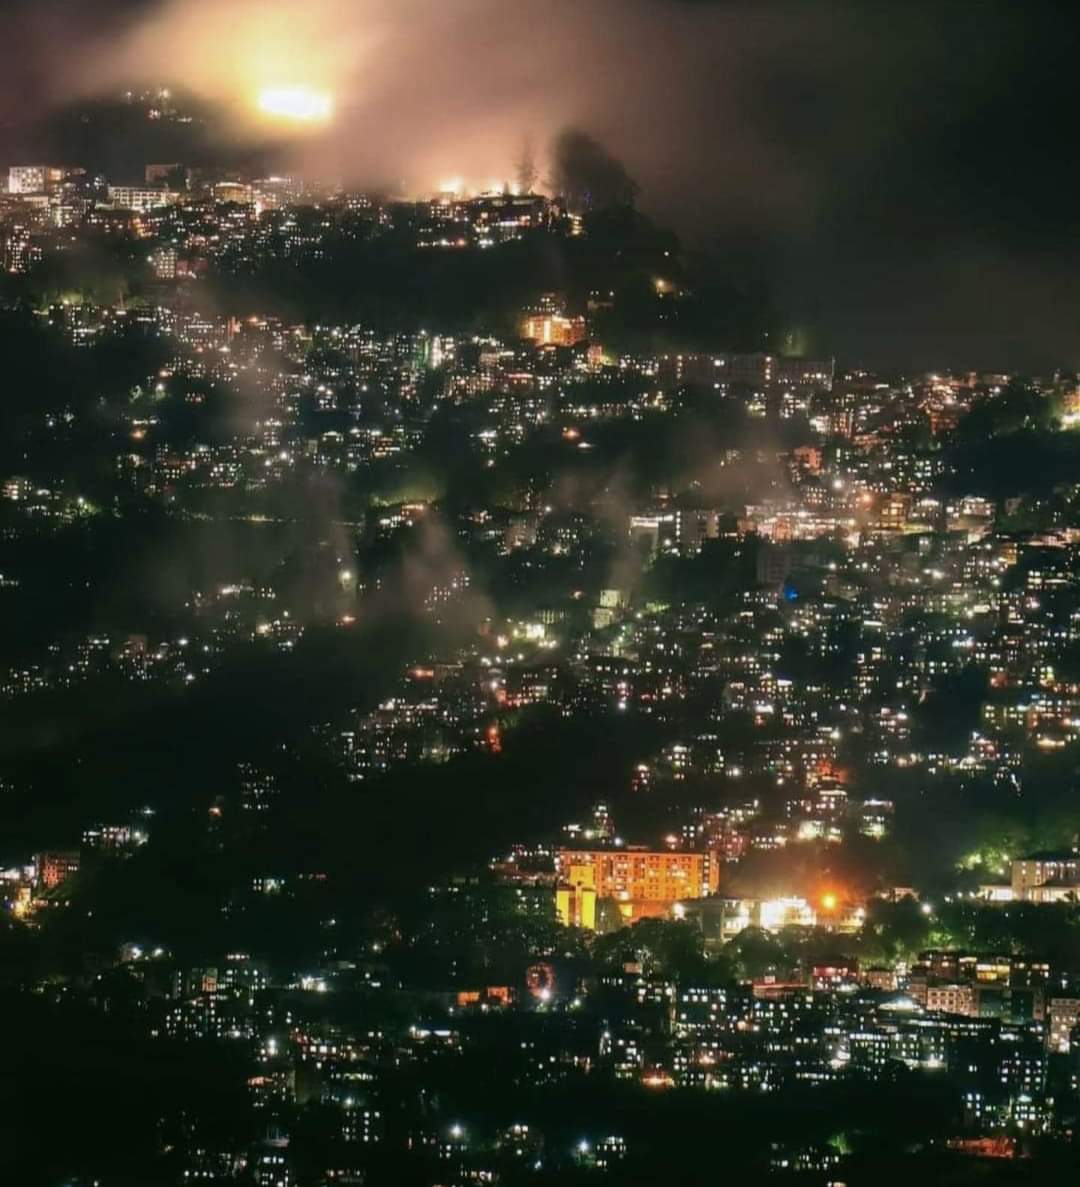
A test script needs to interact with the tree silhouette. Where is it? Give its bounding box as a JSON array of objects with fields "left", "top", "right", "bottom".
[
  {"left": 515, "top": 132, "right": 539, "bottom": 194},
  {"left": 550, "top": 128, "right": 640, "bottom": 211}
]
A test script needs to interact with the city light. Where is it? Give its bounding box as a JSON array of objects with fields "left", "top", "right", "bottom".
[{"left": 3, "top": 2, "right": 1075, "bottom": 1172}]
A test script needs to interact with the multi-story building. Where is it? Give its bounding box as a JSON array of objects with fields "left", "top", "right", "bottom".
[
  {"left": 926, "top": 983, "right": 978, "bottom": 1017},
  {"left": 1011, "top": 851, "right": 1080, "bottom": 902},
  {"left": 106, "top": 185, "right": 179, "bottom": 213},
  {"left": 556, "top": 846, "right": 718, "bottom": 929},
  {"left": 628, "top": 508, "right": 723, "bottom": 556},
  {"left": 8, "top": 164, "right": 65, "bottom": 194},
  {"left": 658, "top": 352, "right": 835, "bottom": 393},
  {"left": 520, "top": 311, "right": 586, "bottom": 347},
  {"left": 1048, "top": 997, "right": 1080, "bottom": 1053},
  {"left": 35, "top": 850, "right": 80, "bottom": 890}
]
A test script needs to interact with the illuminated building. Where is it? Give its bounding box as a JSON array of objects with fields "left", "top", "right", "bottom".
[
  {"left": 862, "top": 967, "right": 899, "bottom": 992},
  {"left": 253, "top": 176, "right": 309, "bottom": 207},
  {"left": 2, "top": 223, "right": 41, "bottom": 273},
  {"left": 238, "top": 762, "right": 279, "bottom": 813},
  {"left": 8, "top": 165, "right": 65, "bottom": 194},
  {"left": 1048, "top": 998, "right": 1080, "bottom": 1053},
  {"left": 334, "top": 1095, "right": 383, "bottom": 1145},
  {"left": 35, "top": 850, "right": 80, "bottom": 890},
  {"left": 769, "top": 1143, "right": 841, "bottom": 1174},
  {"left": 150, "top": 246, "right": 178, "bottom": 279},
  {"left": 48, "top": 190, "right": 91, "bottom": 228},
  {"left": 456, "top": 985, "right": 514, "bottom": 1008},
  {"left": 556, "top": 861, "right": 597, "bottom": 929},
  {"left": 82, "top": 823, "right": 147, "bottom": 851},
  {"left": 1011, "top": 850, "right": 1080, "bottom": 901},
  {"left": 520, "top": 311, "right": 586, "bottom": 347},
  {"left": 106, "top": 185, "right": 179, "bottom": 213},
  {"left": 757, "top": 896, "right": 817, "bottom": 930},
  {"left": 858, "top": 798, "right": 894, "bottom": 838},
  {"left": 214, "top": 181, "right": 255, "bottom": 204},
  {"left": 595, "top": 1136, "right": 627, "bottom": 1170},
  {"left": 925, "top": 983, "right": 977, "bottom": 1017},
  {"left": 628, "top": 509, "right": 723, "bottom": 556},
  {"left": 468, "top": 192, "right": 550, "bottom": 242},
  {"left": 674, "top": 984, "right": 729, "bottom": 1033},
  {"left": 165, "top": 985, "right": 255, "bottom": 1040},
  {"left": 556, "top": 846, "right": 717, "bottom": 929},
  {"left": 254, "top": 1138, "right": 291, "bottom": 1187},
  {"left": 658, "top": 351, "right": 835, "bottom": 392},
  {"left": 812, "top": 961, "right": 858, "bottom": 991}
]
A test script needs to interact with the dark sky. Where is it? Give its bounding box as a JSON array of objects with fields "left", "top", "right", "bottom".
[{"left": 2, "top": 0, "right": 1078, "bottom": 370}]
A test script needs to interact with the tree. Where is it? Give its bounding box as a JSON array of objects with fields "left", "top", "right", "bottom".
[
  {"left": 515, "top": 133, "right": 539, "bottom": 195},
  {"left": 591, "top": 918, "right": 707, "bottom": 979},
  {"left": 550, "top": 128, "right": 640, "bottom": 211},
  {"left": 164, "top": 165, "right": 189, "bottom": 192},
  {"left": 859, "top": 898, "right": 931, "bottom": 965},
  {"left": 724, "top": 927, "right": 787, "bottom": 980}
]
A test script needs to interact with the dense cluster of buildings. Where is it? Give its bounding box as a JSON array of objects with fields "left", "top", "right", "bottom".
[
  {"left": 15, "top": 873, "right": 1080, "bottom": 1183},
  {"left": 7, "top": 138, "right": 1080, "bottom": 1181},
  {"left": 0, "top": 157, "right": 579, "bottom": 279}
]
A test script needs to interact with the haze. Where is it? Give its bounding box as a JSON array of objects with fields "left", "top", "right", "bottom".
[{"left": 3, "top": 0, "right": 1077, "bottom": 368}]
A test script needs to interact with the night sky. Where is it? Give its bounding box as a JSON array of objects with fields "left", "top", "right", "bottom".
[{"left": 2, "top": 0, "right": 1077, "bottom": 369}]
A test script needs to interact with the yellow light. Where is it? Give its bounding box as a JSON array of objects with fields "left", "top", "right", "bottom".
[
  {"left": 821, "top": 892, "right": 838, "bottom": 912},
  {"left": 257, "top": 86, "right": 333, "bottom": 123}
]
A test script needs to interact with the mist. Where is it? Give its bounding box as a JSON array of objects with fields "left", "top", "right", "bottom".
[
  {"left": 3, "top": 0, "right": 1079, "bottom": 367},
  {"left": 9, "top": 0, "right": 817, "bottom": 220}
]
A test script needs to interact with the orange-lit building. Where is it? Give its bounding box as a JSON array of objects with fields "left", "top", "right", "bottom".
[
  {"left": 35, "top": 850, "right": 80, "bottom": 890},
  {"left": 556, "top": 847, "right": 718, "bottom": 930},
  {"left": 456, "top": 986, "right": 515, "bottom": 1008},
  {"left": 520, "top": 312, "right": 587, "bottom": 347}
]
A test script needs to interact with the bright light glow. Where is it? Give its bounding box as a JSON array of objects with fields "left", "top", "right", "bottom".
[
  {"left": 760, "top": 896, "right": 816, "bottom": 930},
  {"left": 821, "top": 892, "right": 838, "bottom": 912},
  {"left": 257, "top": 86, "right": 333, "bottom": 123}
]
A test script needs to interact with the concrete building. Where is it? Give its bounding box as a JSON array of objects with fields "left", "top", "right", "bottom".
[
  {"left": 8, "top": 165, "right": 65, "bottom": 194},
  {"left": 556, "top": 846, "right": 718, "bottom": 930},
  {"left": 1048, "top": 997, "right": 1080, "bottom": 1053},
  {"left": 106, "top": 185, "right": 179, "bottom": 213},
  {"left": 1012, "top": 851, "right": 1080, "bottom": 902}
]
